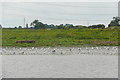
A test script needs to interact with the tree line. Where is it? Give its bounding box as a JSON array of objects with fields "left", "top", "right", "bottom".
[{"left": 8, "top": 16, "right": 120, "bottom": 29}]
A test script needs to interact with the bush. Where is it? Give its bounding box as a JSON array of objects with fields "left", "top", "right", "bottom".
[{"left": 88, "top": 24, "right": 105, "bottom": 29}]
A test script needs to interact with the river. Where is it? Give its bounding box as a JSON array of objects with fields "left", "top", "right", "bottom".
[{"left": 1, "top": 46, "right": 118, "bottom": 78}]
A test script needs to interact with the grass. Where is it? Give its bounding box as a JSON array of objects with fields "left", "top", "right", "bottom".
[{"left": 2, "top": 28, "right": 119, "bottom": 47}]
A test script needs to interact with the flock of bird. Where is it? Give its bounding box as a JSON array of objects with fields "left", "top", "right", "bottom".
[{"left": 1, "top": 46, "right": 118, "bottom": 55}]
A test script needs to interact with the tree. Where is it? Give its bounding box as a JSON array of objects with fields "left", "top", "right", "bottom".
[
  {"left": 56, "top": 24, "right": 64, "bottom": 29},
  {"left": 64, "top": 24, "right": 74, "bottom": 28},
  {"left": 0, "top": 24, "right": 2, "bottom": 28},
  {"left": 18, "top": 26, "right": 22, "bottom": 29},
  {"left": 30, "top": 20, "right": 46, "bottom": 29},
  {"left": 75, "top": 25, "right": 87, "bottom": 29},
  {"left": 108, "top": 16, "right": 120, "bottom": 27},
  {"left": 88, "top": 24, "right": 105, "bottom": 28},
  {"left": 30, "top": 20, "right": 39, "bottom": 27},
  {"left": 14, "top": 26, "right": 17, "bottom": 29},
  {"left": 26, "top": 24, "right": 29, "bottom": 28}
]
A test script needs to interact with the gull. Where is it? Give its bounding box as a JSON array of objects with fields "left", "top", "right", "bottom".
[
  {"left": 70, "top": 48, "right": 72, "bottom": 51},
  {"left": 52, "top": 49, "right": 56, "bottom": 53},
  {"left": 78, "top": 48, "right": 81, "bottom": 50}
]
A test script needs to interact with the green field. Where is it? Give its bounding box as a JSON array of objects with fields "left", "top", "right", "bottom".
[{"left": 2, "top": 28, "right": 119, "bottom": 47}]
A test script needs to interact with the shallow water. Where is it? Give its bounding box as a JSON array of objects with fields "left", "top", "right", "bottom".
[
  {"left": 2, "top": 55, "right": 118, "bottom": 78},
  {"left": 1, "top": 46, "right": 118, "bottom": 78},
  {"left": 2, "top": 46, "right": 118, "bottom": 55},
  {"left": 0, "top": 55, "right": 2, "bottom": 79}
]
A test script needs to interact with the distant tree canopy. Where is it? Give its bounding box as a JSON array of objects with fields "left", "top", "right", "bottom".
[
  {"left": 18, "top": 26, "right": 22, "bottom": 29},
  {"left": 88, "top": 24, "right": 105, "bottom": 28},
  {"left": 6, "top": 17, "right": 120, "bottom": 29},
  {"left": 75, "top": 25, "right": 87, "bottom": 29},
  {"left": 56, "top": 24, "right": 74, "bottom": 29},
  {"left": 24, "top": 19, "right": 120, "bottom": 29},
  {"left": 30, "top": 20, "right": 46, "bottom": 29},
  {"left": 108, "top": 16, "right": 120, "bottom": 27},
  {"left": 26, "top": 24, "right": 29, "bottom": 28},
  {"left": 56, "top": 24, "right": 64, "bottom": 29},
  {"left": 14, "top": 26, "right": 17, "bottom": 29},
  {"left": 0, "top": 24, "right": 2, "bottom": 28}
]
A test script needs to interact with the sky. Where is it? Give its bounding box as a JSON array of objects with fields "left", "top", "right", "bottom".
[
  {"left": 0, "top": 0, "right": 119, "bottom": 2},
  {"left": 0, "top": 1, "right": 118, "bottom": 27}
]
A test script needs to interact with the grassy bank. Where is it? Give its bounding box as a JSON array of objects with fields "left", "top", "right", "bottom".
[{"left": 2, "top": 28, "right": 119, "bottom": 47}]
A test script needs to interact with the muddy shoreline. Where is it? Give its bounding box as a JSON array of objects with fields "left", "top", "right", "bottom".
[{"left": 2, "top": 46, "right": 118, "bottom": 55}]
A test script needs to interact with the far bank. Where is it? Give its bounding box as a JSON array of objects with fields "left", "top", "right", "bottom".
[{"left": 2, "top": 28, "right": 119, "bottom": 47}]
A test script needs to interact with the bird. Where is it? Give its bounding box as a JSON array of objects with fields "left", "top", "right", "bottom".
[
  {"left": 70, "top": 48, "right": 72, "bottom": 51},
  {"left": 86, "top": 47, "right": 89, "bottom": 50},
  {"left": 21, "top": 52, "right": 24, "bottom": 55},
  {"left": 52, "top": 49, "right": 56, "bottom": 53},
  {"left": 13, "top": 52, "right": 15, "bottom": 55},
  {"left": 61, "top": 52, "right": 63, "bottom": 55},
  {"left": 78, "top": 48, "right": 81, "bottom": 50}
]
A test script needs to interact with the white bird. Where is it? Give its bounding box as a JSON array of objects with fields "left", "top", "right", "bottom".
[{"left": 78, "top": 48, "right": 81, "bottom": 50}]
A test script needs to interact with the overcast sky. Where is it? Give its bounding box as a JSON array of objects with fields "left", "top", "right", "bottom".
[
  {"left": 0, "top": 0, "right": 119, "bottom": 2},
  {"left": 0, "top": 1, "right": 118, "bottom": 27}
]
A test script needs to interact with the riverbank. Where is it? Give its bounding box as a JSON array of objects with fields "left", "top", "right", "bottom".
[{"left": 2, "top": 28, "right": 119, "bottom": 47}]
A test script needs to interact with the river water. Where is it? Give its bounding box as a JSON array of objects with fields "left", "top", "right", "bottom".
[{"left": 1, "top": 46, "right": 118, "bottom": 78}]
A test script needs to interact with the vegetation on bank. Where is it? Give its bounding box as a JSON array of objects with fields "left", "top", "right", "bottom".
[
  {"left": 2, "top": 28, "right": 119, "bottom": 47},
  {"left": 2, "top": 16, "right": 120, "bottom": 47}
]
